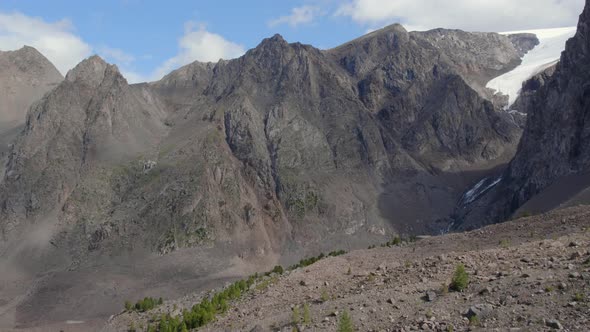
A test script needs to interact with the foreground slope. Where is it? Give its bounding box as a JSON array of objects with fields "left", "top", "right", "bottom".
[{"left": 108, "top": 205, "right": 590, "bottom": 331}]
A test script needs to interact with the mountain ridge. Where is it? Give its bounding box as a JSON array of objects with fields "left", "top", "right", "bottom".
[{"left": 0, "top": 23, "right": 560, "bottom": 330}]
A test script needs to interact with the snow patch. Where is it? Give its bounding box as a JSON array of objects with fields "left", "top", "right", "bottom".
[
  {"left": 487, "top": 27, "right": 576, "bottom": 106},
  {"left": 460, "top": 176, "right": 502, "bottom": 205}
]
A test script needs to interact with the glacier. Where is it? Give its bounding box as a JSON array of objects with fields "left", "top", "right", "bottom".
[{"left": 487, "top": 27, "right": 577, "bottom": 106}]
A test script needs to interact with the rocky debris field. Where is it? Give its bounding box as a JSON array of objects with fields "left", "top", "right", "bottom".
[{"left": 107, "top": 205, "right": 590, "bottom": 331}]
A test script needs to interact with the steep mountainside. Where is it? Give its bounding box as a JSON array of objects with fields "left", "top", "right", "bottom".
[
  {"left": 0, "top": 26, "right": 536, "bottom": 329},
  {"left": 455, "top": 1, "right": 590, "bottom": 229},
  {"left": 0, "top": 46, "right": 62, "bottom": 163}
]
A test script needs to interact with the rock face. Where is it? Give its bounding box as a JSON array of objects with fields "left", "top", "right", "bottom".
[
  {"left": 509, "top": 63, "right": 557, "bottom": 115},
  {"left": 0, "top": 26, "right": 534, "bottom": 327},
  {"left": 455, "top": 1, "right": 590, "bottom": 229},
  {"left": 0, "top": 46, "right": 62, "bottom": 159}
]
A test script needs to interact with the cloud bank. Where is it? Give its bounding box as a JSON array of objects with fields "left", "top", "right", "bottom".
[
  {"left": 336, "top": 0, "right": 585, "bottom": 32},
  {"left": 152, "top": 22, "right": 245, "bottom": 80},
  {"left": 0, "top": 12, "right": 244, "bottom": 83},
  {"left": 0, "top": 12, "right": 92, "bottom": 74}
]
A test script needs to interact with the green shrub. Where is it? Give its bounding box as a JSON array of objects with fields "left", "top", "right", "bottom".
[
  {"left": 574, "top": 293, "right": 584, "bottom": 302},
  {"left": 321, "top": 289, "right": 329, "bottom": 302},
  {"left": 449, "top": 264, "right": 469, "bottom": 292},
  {"left": 303, "top": 303, "right": 311, "bottom": 324},
  {"left": 338, "top": 310, "right": 355, "bottom": 332},
  {"left": 128, "top": 321, "right": 136, "bottom": 332},
  {"left": 292, "top": 306, "right": 300, "bottom": 325},
  {"left": 468, "top": 315, "right": 480, "bottom": 326},
  {"left": 126, "top": 297, "right": 162, "bottom": 313},
  {"left": 124, "top": 300, "right": 133, "bottom": 311},
  {"left": 272, "top": 265, "right": 284, "bottom": 274}
]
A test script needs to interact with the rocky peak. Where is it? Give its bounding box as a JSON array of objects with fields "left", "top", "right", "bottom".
[
  {"left": 65, "top": 55, "right": 123, "bottom": 86},
  {"left": 506, "top": 33, "right": 539, "bottom": 57},
  {"left": 248, "top": 33, "right": 293, "bottom": 60},
  {"left": 561, "top": 2, "right": 590, "bottom": 69}
]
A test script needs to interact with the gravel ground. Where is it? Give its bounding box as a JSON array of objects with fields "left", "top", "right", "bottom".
[{"left": 108, "top": 205, "right": 590, "bottom": 332}]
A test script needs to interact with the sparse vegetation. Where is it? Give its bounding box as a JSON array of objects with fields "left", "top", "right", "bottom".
[
  {"left": 449, "top": 264, "right": 469, "bottom": 292},
  {"left": 271, "top": 265, "right": 284, "bottom": 274},
  {"left": 338, "top": 310, "right": 355, "bottom": 332},
  {"left": 292, "top": 306, "right": 300, "bottom": 325},
  {"left": 468, "top": 315, "right": 480, "bottom": 326},
  {"left": 154, "top": 277, "right": 255, "bottom": 331},
  {"left": 149, "top": 249, "right": 347, "bottom": 331},
  {"left": 573, "top": 293, "right": 584, "bottom": 302},
  {"left": 303, "top": 303, "right": 311, "bottom": 324},
  {"left": 545, "top": 286, "right": 554, "bottom": 293},
  {"left": 124, "top": 300, "right": 133, "bottom": 311},
  {"left": 499, "top": 239, "right": 511, "bottom": 248},
  {"left": 289, "top": 250, "right": 346, "bottom": 270},
  {"left": 321, "top": 289, "right": 329, "bottom": 302},
  {"left": 125, "top": 297, "right": 163, "bottom": 313}
]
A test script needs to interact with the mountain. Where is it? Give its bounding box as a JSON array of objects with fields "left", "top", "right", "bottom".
[
  {"left": 455, "top": 1, "right": 590, "bottom": 229},
  {"left": 0, "top": 26, "right": 537, "bottom": 329},
  {"left": 0, "top": 46, "right": 62, "bottom": 164}
]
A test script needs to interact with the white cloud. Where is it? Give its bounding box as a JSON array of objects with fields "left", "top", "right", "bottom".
[
  {"left": 336, "top": 0, "right": 585, "bottom": 32},
  {"left": 0, "top": 11, "right": 92, "bottom": 75},
  {"left": 269, "top": 5, "right": 321, "bottom": 27},
  {"left": 151, "top": 22, "right": 245, "bottom": 81},
  {"left": 97, "top": 46, "right": 136, "bottom": 66},
  {"left": 0, "top": 12, "right": 244, "bottom": 84}
]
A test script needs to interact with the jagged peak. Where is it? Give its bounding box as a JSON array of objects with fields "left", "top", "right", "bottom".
[
  {"left": 256, "top": 33, "right": 289, "bottom": 50},
  {"left": 65, "top": 55, "right": 122, "bottom": 85},
  {"left": 328, "top": 23, "right": 409, "bottom": 53},
  {"left": 378, "top": 23, "right": 408, "bottom": 34},
  {"left": 18, "top": 45, "right": 42, "bottom": 54}
]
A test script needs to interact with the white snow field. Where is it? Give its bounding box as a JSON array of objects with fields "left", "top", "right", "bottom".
[{"left": 487, "top": 27, "right": 577, "bottom": 106}]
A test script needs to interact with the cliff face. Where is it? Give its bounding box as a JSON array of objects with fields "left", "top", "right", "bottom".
[{"left": 456, "top": 1, "right": 590, "bottom": 229}]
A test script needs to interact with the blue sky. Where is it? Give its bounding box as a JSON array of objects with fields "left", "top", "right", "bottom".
[{"left": 0, "top": 0, "right": 584, "bottom": 82}]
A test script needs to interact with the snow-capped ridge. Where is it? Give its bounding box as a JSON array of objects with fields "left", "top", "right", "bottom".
[{"left": 486, "top": 27, "right": 577, "bottom": 106}]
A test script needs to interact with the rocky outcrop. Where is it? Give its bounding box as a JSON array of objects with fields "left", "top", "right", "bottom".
[
  {"left": 455, "top": 1, "right": 590, "bottom": 229},
  {"left": 509, "top": 63, "right": 557, "bottom": 114},
  {"left": 507, "top": 33, "right": 540, "bottom": 57},
  {"left": 0, "top": 46, "right": 62, "bottom": 159}
]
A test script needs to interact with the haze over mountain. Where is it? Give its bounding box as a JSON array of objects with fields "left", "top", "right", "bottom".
[{"left": 0, "top": 1, "right": 589, "bottom": 330}]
